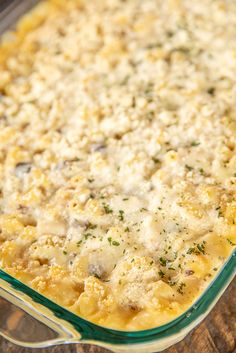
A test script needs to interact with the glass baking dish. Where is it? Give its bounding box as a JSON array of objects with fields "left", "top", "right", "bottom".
[{"left": 0, "top": 1, "right": 235, "bottom": 352}]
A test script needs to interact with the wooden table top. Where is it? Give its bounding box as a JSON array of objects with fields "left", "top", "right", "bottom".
[{"left": 0, "top": 279, "right": 235, "bottom": 353}]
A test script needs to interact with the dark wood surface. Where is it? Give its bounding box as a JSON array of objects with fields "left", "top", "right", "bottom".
[{"left": 0, "top": 279, "right": 235, "bottom": 353}]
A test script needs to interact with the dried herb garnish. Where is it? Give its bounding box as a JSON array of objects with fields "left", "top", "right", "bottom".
[{"left": 103, "top": 203, "right": 113, "bottom": 214}]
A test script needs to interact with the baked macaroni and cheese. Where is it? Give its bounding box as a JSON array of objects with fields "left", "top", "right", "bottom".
[{"left": 0, "top": 0, "right": 235, "bottom": 330}]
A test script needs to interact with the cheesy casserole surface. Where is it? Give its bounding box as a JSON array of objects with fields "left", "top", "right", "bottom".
[{"left": 0, "top": 0, "right": 235, "bottom": 330}]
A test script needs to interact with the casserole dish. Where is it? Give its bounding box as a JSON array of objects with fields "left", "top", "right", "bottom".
[
  {"left": 0, "top": 255, "right": 235, "bottom": 352},
  {"left": 0, "top": 1, "right": 235, "bottom": 352}
]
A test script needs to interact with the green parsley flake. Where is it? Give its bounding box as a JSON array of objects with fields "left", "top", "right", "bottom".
[
  {"left": 108, "top": 237, "right": 120, "bottom": 246},
  {"left": 152, "top": 157, "right": 161, "bottom": 164},
  {"left": 187, "top": 241, "right": 206, "bottom": 255},
  {"left": 88, "top": 178, "right": 94, "bottom": 183},
  {"left": 140, "top": 207, "right": 148, "bottom": 212},
  {"left": 84, "top": 233, "right": 94, "bottom": 240},
  {"left": 177, "top": 282, "right": 186, "bottom": 294},
  {"left": 207, "top": 87, "right": 215, "bottom": 95},
  {"left": 118, "top": 210, "right": 124, "bottom": 221},
  {"left": 112, "top": 240, "right": 120, "bottom": 246},
  {"left": 185, "top": 164, "right": 193, "bottom": 171},
  {"left": 199, "top": 168, "right": 205, "bottom": 175},
  {"left": 190, "top": 141, "right": 200, "bottom": 147},
  {"left": 86, "top": 222, "right": 97, "bottom": 230},
  {"left": 159, "top": 257, "right": 167, "bottom": 266},
  {"left": 103, "top": 203, "right": 113, "bottom": 214}
]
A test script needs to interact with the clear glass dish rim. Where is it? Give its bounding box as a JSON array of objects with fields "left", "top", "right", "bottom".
[
  {"left": 0, "top": 249, "right": 235, "bottom": 346},
  {"left": 0, "top": 0, "right": 235, "bottom": 347}
]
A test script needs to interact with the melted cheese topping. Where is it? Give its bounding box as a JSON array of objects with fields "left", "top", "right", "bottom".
[{"left": 0, "top": 0, "right": 235, "bottom": 330}]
